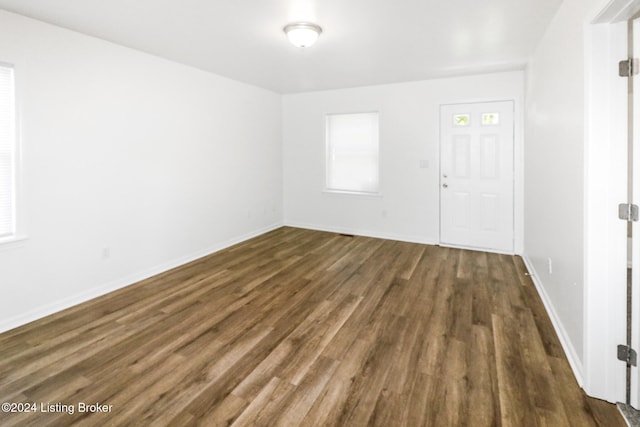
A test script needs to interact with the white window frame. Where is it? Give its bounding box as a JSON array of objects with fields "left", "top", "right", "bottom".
[
  {"left": 324, "top": 111, "right": 381, "bottom": 196},
  {"left": 0, "top": 61, "right": 24, "bottom": 247}
]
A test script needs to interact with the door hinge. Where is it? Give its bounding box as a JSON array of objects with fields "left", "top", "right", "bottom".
[
  {"left": 619, "top": 58, "right": 638, "bottom": 77},
  {"left": 618, "top": 203, "right": 639, "bottom": 221},
  {"left": 618, "top": 345, "right": 638, "bottom": 366}
]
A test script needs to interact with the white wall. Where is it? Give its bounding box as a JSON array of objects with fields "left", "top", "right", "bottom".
[
  {"left": 283, "top": 72, "right": 524, "bottom": 247},
  {"left": 524, "top": 0, "right": 621, "bottom": 394},
  {"left": 0, "top": 10, "right": 283, "bottom": 332},
  {"left": 524, "top": 0, "right": 587, "bottom": 378}
]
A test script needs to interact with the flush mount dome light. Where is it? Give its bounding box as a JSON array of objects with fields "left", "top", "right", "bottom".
[{"left": 283, "top": 22, "right": 322, "bottom": 48}]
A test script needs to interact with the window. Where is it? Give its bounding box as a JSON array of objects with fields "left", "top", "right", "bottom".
[
  {"left": 326, "top": 112, "right": 379, "bottom": 194},
  {"left": 453, "top": 114, "right": 470, "bottom": 126},
  {"left": 0, "top": 64, "right": 16, "bottom": 240},
  {"left": 481, "top": 112, "right": 500, "bottom": 125}
]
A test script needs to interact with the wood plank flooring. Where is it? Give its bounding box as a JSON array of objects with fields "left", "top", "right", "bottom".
[{"left": 0, "top": 227, "right": 625, "bottom": 426}]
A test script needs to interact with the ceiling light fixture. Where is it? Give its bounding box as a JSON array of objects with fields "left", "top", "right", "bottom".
[{"left": 283, "top": 22, "right": 322, "bottom": 48}]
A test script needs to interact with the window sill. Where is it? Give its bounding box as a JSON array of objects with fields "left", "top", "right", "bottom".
[
  {"left": 323, "top": 189, "right": 383, "bottom": 198},
  {"left": 0, "top": 235, "right": 29, "bottom": 251}
]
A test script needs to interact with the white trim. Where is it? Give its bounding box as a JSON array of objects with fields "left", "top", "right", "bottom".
[
  {"left": 0, "top": 222, "right": 283, "bottom": 334},
  {"left": 592, "top": 0, "right": 640, "bottom": 24},
  {"left": 523, "top": 255, "right": 585, "bottom": 386},
  {"left": 284, "top": 220, "right": 437, "bottom": 245},
  {"left": 321, "top": 189, "right": 383, "bottom": 198}
]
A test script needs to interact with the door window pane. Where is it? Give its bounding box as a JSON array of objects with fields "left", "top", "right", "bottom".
[
  {"left": 481, "top": 113, "right": 500, "bottom": 125},
  {"left": 453, "top": 114, "right": 470, "bottom": 126}
]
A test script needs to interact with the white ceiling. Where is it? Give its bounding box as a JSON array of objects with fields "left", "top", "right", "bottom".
[{"left": 0, "top": 0, "right": 562, "bottom": 94}]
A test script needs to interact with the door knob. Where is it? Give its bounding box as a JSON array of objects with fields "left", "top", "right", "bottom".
[{"left": 442, "top": 183, "right": 448, "bottom": 188}]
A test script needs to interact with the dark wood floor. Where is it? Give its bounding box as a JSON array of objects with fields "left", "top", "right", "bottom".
[{"left": 0, "top": 227, "right": 624, "bottom": 426}]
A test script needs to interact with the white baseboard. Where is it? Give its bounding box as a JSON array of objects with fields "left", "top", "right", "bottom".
[
  {"left": 284, "top": 221, "right": 437, "bottom": 246},
  {"left": 0, "top": 222, "right": 283, "bottom": 334},
  {"left": 522, "top": 255, "right": 584, "bottom": 386}
]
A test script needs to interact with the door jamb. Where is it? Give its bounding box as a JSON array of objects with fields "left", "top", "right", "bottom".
[{"left": 584, "top": 1, "right": 636, "bottom": 404}]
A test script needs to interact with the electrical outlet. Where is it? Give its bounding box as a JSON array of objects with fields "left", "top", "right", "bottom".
[
  {"left": 102, "top": 247, "right": 110, "bottom": 260},
  {"left": 547, "top": 257, "right": 553, "bottom": 274}
]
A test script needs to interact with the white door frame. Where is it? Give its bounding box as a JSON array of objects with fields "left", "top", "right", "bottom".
[
  {"left": 438, "top": 101, "right": 516, "bottom": 254},
  {"left": 437, "top": 97, "right": 524, "bottom": 255},
  {"left": 584, "top": 0, "right": 640, "bottom": 404}
]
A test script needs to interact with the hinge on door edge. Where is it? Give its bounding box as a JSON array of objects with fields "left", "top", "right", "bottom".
[
  {"left": 618, "top": 345, "right": 638, "bottom": 366},
  {"left": 618, "top": 203, "right": 639, "bottom": 221},
  {"left": 619, "top": 58, "right": 638, "bottom": 77}
]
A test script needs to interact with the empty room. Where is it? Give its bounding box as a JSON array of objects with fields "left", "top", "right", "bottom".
[{"left": 0, "top": 0, "right": 638, "bottom": 425}]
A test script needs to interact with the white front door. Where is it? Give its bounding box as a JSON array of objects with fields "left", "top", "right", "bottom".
[{"left": 439, "top": 101, "right": 515, "bottom": 253}]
